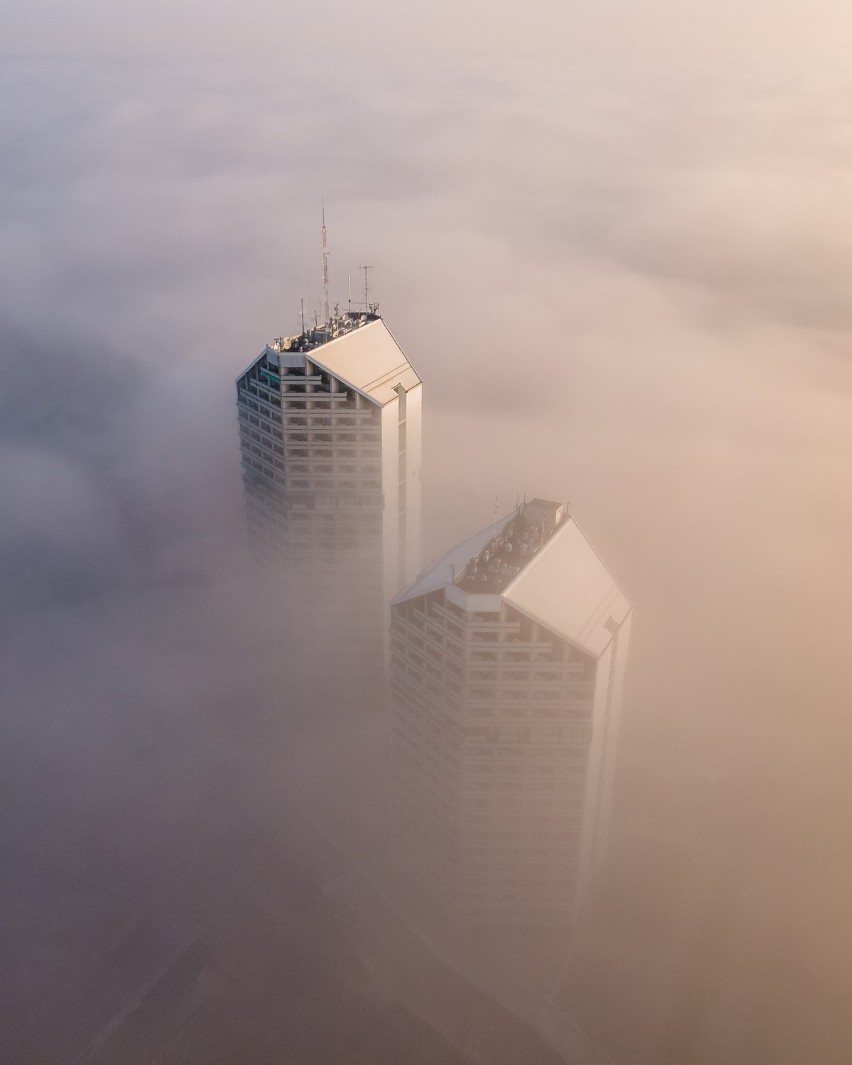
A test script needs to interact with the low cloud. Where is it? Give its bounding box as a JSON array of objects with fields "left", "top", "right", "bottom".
[{"left": 1, "top": 46, "right": 850, "bottom": 1065}]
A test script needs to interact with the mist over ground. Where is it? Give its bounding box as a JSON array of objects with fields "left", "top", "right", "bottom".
[{"left": 2, "top": 11, "right": 852, "bottom": 1063}]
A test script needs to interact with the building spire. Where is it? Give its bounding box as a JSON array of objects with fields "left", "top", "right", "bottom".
[
  {"left": 360, "top": 264, "right": 374, "bottom": 312},
  {"left": 321, "top": 200, "right": 330, "bottom": 324}
]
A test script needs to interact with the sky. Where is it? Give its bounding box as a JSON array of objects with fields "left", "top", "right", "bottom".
[{"left": 2, "top": 2, "right": 852, "bottom": 1063}]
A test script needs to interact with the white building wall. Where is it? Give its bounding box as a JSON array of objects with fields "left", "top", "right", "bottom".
[
  {"left": 379, "top": 380, "right": 423, "bottom": 618},
  {"left": 574, "top": 609, "right": 632, "bottom": 918},
  {"left": 401, "top": 381, "right": 422, "bottom": 587},
  {"left": 380, "top": 398, "right": 401, "bottom": 628}
]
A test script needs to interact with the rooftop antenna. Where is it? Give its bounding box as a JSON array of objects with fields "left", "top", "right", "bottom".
[
  {"left": 321, "top": 201, "right": 330, "bottom": 323},
  {"left": 360, "top": 264, "right": 374, "bottom": 312},
  {"left": 348, "top": 273, "right": 352, "bottom": 311},
  {"left": 300, "top": 297, "right": 306, "bottom": 335}
]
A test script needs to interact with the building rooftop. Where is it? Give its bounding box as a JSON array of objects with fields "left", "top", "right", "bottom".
[
  {"left": 270, "top": 309, "right": 382, "bottom": 357},
  {"left": 503, "top": 515, "right": 631, "bottom": 657},
  {"left": 259, "top": 313, "right": 420, "bottom": 406},
  {"left": 455, "top": 499, "right": 568, "bottom": 594},
  {"left": 394, "top": 499, "right": 631, "bottom": 657}
]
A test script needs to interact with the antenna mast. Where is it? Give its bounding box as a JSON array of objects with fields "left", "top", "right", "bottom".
[
  {"left": 321, "top": 202, "right": 330, "bottom": 323},
  {"left": 360, "top": 264, "right": 374, "bottom": 311}
]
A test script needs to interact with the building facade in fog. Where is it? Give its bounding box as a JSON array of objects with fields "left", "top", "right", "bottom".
[
  {"left": 236, "top": 312, "right": 422, "bottom": 657},
  {"left": 389, "top": 499, "right": 631, "bottom": 925}
]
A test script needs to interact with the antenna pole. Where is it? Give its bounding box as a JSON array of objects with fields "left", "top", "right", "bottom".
[
  {"left": 348, "top": 274, "right": 352, "bottom": 311},
  {"left": 321, "top": 202, "right": 330, "bottom": 323},
  {"left": 300, "top": 298, "right": 305, "bottom": 335},
  {"left": 359, "top": 264, "right": 374, "bottom": 311}
]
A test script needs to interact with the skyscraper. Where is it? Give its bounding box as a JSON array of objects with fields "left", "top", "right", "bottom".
[
  {"left": 236, "top": 310, "right": 422, "bottom": 660},
  {"left": 389, "top": 499, "right": 631, "bottom": 926}
]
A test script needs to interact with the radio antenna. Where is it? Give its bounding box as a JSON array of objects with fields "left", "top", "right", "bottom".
[
  {"left": 321, "top": 201, "right": 330, "bottom": 323},
  {"left": 359, "top": 264, "right": 374, "bottom": 311}
]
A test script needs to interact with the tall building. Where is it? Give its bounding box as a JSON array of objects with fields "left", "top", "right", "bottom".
[
  {"left": 389, "top": 499, "right": 631, "bottom": 926},
  {"left": 236, "top": 311, "right": 422, "bottom": 659}
]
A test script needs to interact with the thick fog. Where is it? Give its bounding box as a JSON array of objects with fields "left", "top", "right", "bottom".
[{"left": 2, "top": 8, "right": 852, "bottom": 1064}]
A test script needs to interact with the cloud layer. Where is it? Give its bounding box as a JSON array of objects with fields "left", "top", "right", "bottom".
[{"left": 1, "top": 41, "right": 851, "bottom": 1064}]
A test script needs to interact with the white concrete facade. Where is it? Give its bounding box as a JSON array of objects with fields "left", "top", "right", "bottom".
[
  {"left": 389, "top": 500, "right": 631, "bottom": 926},
  {"left": 236, "top": 313, "right": 421, "bottom": 654}
]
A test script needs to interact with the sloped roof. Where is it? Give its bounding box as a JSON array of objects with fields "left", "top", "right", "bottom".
[
  {"left": 394, "top": 511, "right": 630, "bottom": 658},
  {"left": 392, "top": 514, "right": 515, "bottom": 606},
  {"left": 503, "top": 517, "right": 631, "bottom": 657},
  {"left": 309, "top": 319, "right": 420, "bottom": 405}
]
